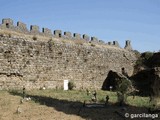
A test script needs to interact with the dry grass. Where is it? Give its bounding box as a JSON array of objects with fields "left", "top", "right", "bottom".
[
  {"left": 0, "top": 89, "right": 154, "bottom": 120},
  {"left": 0, "top": 29, "right": 52, "bottom": 42}
]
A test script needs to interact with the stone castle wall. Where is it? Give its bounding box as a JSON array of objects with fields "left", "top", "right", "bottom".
[{"left": 0, "top": 18, "right": 136, "bottom": 90}]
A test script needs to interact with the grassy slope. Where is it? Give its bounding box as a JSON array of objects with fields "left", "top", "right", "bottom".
[{"left": 0, "top": 90, "right": 151, "bottom": 120}]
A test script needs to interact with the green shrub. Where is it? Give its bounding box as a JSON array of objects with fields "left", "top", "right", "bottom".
[
  {"left": 68, "top": 81, "right": 76, "bottom": 90},
  {"left": 135, "top": 51, "right": 154, "bottom": 67},
  {"left": 133, "top": 50, "right": 141, "bottom": 58},
  {"left": 115, "top": 77, "right": 133, "bottom": 105},
  {"left": 142, "top": 52, "right": 154, "bottom": 60}
]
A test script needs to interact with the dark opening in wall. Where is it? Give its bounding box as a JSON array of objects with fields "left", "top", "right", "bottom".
[
  {"left": 59, "top": 33, "right": 61, "bottom": 37},
  {"left": 6, "top": 23, "right": 9, "bottom": 28}
]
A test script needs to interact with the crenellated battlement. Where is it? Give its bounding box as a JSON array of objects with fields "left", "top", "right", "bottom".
[{"left": 0, "top": 18, "right": 132, "bottom": 50}]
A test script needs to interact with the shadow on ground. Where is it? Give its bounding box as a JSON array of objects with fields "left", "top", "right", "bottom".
[{"left": 9, "top": 90, "right": 156, "bottom": 120}]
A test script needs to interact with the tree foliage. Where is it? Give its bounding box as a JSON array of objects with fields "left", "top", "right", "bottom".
[{"left": 116, "top": 77, "right": 134, "bottom": 105}]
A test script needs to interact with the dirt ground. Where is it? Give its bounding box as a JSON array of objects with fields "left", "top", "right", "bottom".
[{"left": 0, "top": 91, "right": 159, "bottom": 120}]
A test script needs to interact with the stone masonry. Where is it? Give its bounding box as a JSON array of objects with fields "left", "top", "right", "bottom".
[{"left": 0, "top": 18, "right": 137, "bottom": 90}]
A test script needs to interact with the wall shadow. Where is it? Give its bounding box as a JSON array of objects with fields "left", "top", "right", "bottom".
[{"left": 9, "top": 90, "right": 153, "bottom": 120}]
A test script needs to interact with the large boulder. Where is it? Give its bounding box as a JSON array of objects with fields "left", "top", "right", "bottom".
[
  {"left": 102, "top": 70, "right": 129, "bottom": 90},
  {"left": 131, "top": 69, "right": 153, "bottom": 96},
  {"left": 146, "top": 67, "right": 160, "bottom": 110},
  {"left": 130, "top": 52, "right": 160, "bottom": 96},
  {"left": 151, "top": 67, "right": 160, "bottom": 99},
  {"left": 148, "top": 52, "right": 160, "bottom": 67}
]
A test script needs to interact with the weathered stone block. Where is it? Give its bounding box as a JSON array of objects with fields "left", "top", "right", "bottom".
[
  {"left": 64, "top": 32, "right": 72, "bottom": 37},
  {"left": 30, "top": 25, "right": 40, "bottom": 33},
  {"left": 73, "top": 33, "right": 81, "bottom": 39},
  {"left": 17, "top": 21, "right": 28, "bottom": 32},
  {"left": 83, "top": 34, "right": 90, "bottom": 41},
  {"left": 42, "top": 28, "right": 52, "bottom": 35},
  {"left": 148, "top": 67, "right": 160, "bottom": 108},
  {"left": 91, "top": 37, "right": 98, "bottom": 42},
  {"left": 99, "top": 40, "right": 105, "bottom": 44},
  {"left": 2, "top": 18, "right": 13, "bottom": 28},
  {"left": 124, "top": 40, "right": 132, "bottom": 50},
  {"left": 113, "top": 41, "right": 119, "bottom": 47},
  {"left": 2, "top": 18, "right": 13, "bottom": 25},
  {"left": 54, "top": 30, "right": 62, "bottom": 37},
  {"left": 108, "top": 42, "right": 112, "bottom": 45}
]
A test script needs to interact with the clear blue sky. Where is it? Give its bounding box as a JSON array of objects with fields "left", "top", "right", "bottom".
[{"left": 0, "top": 0, "right": 160, "bottom": 52}]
